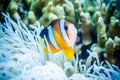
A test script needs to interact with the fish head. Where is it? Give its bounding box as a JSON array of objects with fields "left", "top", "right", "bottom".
[{"left": 64, "top": 20, "right": 77, "bottom": 47}]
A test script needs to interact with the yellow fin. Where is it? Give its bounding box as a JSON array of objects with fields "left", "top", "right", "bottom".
[
  {"left": 38, "top": 38, "right": 44, "bottom": 43},
  {"left": 63, "top": 47, "right": 74, "bottom": 59},
  {"left": 44, "top": 47, "right": 48, "bottom": 53}
]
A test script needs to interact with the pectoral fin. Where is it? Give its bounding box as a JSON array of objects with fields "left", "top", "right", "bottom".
[
  {"left": 63, "top": 47, "right": 74, "bottom": 59},
  {"left": 44, "top": 46, "right": 48, "bottom": 53}
]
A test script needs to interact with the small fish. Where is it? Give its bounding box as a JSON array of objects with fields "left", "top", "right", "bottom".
[{"left": 40, "top": 19, "right": 77, "bottom": 59}]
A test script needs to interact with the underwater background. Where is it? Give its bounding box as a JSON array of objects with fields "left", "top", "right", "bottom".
[{"left": 0, "top": 0, "right": 120, "bottom": 80}]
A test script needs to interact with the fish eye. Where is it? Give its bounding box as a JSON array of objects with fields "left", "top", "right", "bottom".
[{"left": 64, "top": 26, "right": 68, "bottom": 30}]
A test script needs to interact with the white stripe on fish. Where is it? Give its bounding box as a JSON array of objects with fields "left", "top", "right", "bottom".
[
  {"left": 59, "top": 19, "right": 70, "bottom": 42},
  {"left": 47, "top": 25, "right": 60, "bottom": 49}
]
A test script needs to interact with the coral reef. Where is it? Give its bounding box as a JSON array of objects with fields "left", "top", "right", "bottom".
[
  {"left": 107, "top": 17, "right": 120, "bottom": 38},
  {"left": 105, "top": 38, "right": 115, "bottom": 64},
  {"left": 97, "top": 17, "right": 107, "bottom": 47},
  {"left": 0, "top": 0, "right": 120, "bottom": 79},
  {"left": 6, "top": 0, "right": 20, "bottom": 20}
]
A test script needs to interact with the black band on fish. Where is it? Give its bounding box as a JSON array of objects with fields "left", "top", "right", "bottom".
[{"left": 40, "top": 27, "right": 48, "bottom": 38}]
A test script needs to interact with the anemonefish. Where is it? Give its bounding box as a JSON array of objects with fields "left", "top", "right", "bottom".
[{"left": 40, "top": 19, "right": 77, "bottom": 59}]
